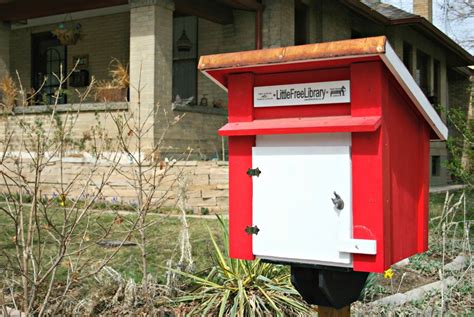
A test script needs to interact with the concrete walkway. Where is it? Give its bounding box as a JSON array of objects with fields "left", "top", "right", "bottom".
[{"left": 429, "top": 184, "right": 466, "bottom": 193}]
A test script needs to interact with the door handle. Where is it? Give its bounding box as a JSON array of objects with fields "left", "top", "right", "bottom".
[{"left": 331, "top": 191, "right": 344, "bottom": 210}]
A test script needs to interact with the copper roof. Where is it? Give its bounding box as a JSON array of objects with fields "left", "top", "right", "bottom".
[
  {"left": 198, "top": 36, "right": 387, "bottom": 71},
  {"left": 199, "top": 36, "right": 448, "bottom": 141}
]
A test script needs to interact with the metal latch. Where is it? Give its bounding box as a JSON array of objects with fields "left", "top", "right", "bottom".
[
  {"left": 245, "top": 225, "right": 260, "bottom": 235},
  {"left": 247, "top": 167, "right": 261, "bottom": 177},
  {"left": 331, "top": 191, "right": 344, "bottom": 210}
]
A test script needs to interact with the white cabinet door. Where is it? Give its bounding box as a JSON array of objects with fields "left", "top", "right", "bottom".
[{"left": 252, "top": 136, "right": 352, "bottom": 267}]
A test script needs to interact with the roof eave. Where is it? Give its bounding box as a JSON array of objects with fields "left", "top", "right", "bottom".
[
  {"left": 341, "top": 0, "right": 473, "bottom": 67},
  {"left": 199, "top": 37, "right": 448, "bottom": 141},
  {"left": 389, "top": 18, "right": 474, "bottom": 66}
]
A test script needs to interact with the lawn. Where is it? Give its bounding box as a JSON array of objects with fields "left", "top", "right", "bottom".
[
  {"left": 0, "top": 209, "right": 223, "bottom": 283},
  {"left": 0, "top": 189, "right": 472, "bottom": 315}
]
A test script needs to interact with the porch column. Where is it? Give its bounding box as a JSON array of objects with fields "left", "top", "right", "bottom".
[
  {"left": 262, "top": 0, "right": 295, "bottom": 48},
  {"left": 0, "top": 24, "right": 10, "bottom": 79},
  {"left": 129, "top": 0, "right": 174, "bottom": 148}
]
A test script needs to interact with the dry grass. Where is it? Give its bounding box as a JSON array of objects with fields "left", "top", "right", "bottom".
[
  {"left": 1, "top": 191, "right": 471, "bottom": 315},
  {"left": 0, "top": 75, "right": 17, "bottom": 110},
  {"left": 354, "top": 190, "right": 473, "bottom": 315}
]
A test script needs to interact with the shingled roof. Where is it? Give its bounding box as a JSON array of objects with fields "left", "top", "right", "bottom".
[
  {"left": 361, "top": 0, "right": 418, "bottom": 20},
  {"left": 341, "top": 0, "right": 474, "bottom": 66}
]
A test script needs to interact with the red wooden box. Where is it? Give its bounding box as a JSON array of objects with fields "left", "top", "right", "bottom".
[{"left": 199, "top": 36, "right": 447, "bottom": 273}]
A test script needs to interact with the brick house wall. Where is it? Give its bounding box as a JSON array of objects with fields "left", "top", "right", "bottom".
[
  {"left": 163, "top": 11, "right": 257, "bottom": 159},
  {"left": 2, "top": 1, "right": 469, "bottom": 186}
]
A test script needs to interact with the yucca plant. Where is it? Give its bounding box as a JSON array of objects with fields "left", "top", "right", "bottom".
[{"left": 168, "top": 216, "right": 311, "bottom": 316}]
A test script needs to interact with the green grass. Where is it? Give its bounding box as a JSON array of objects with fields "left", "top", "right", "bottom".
[
  {"left": 0, "top": 189, "right": 471, "bottom": 285},
  {"left": 0, "top": 209, "right": 222, "bottom": 283}
]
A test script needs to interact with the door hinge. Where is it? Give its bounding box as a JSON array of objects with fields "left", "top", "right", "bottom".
[
  {"left": 245, "top": 225, "right": 260, "bottom": 235},
  {"left": 247, "top": 167, "right": 261, "bottom": 177}
]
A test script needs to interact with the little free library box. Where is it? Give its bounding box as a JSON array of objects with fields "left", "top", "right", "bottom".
[{"left": 199, "top": 36, "right": 447, "bottom": 274}]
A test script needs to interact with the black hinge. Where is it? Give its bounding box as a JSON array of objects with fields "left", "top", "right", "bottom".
[
  {"left": 247, "top": 167, "right": 261, "bottom": 177},
  {"left": 245, "top": 225, "right": 260, "bottom": 235}
]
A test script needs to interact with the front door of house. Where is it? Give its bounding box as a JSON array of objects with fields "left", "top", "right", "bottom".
[{"left": 32, "top": 32, "right": 67, "bottom": 105}]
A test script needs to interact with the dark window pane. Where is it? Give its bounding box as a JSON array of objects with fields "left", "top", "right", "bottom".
[
  {"left": 403, "top": 42, "right": 413, "bottom": 73},
  {"left": 416, "top": 50, "right": 429, "bottom": 95},
  {"left": 431, "top": 155, "right": 441, "bottom": 176},
  {"left": 433, "top": 59, "right": 441, "bottom": 106},
  {"left": 173, "top": 16, "right": 197, "bottom": 102},
  {"left": 31, "top": 32, "right": 67, "bottom": 104},
  {"left": 173, "top": 59, "right": 197, "bottom": 100},
  {"left": 295, "top": 1, "right": 309, "bottom": 45}
]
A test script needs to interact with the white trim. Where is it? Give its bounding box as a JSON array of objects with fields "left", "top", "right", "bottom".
[
  {"left": 381, "top": 42, "right": 448, "bottom": 140},
  {"left": 11, "top": 5, "right": 130, "bottom": 30},
  {"left": 337, "top": 239, "right": 377, "bottom": 255},
  {"left": 201, "top": 70, "right": 228, "bottom": 92},
  {"left": 257, "top": 255, "right": 353, "bottom": 268}
]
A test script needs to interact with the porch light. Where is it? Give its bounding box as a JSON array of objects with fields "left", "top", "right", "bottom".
[{"left": 177, "top": 30, "right": 192, "bottom": 52}]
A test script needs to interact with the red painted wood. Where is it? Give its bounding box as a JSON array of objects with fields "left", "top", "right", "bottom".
[
  {"left": 418, "top": 125, "right": 430, "bottom": 252},
  {"left": 254, "top": 67, "right": 349, "bottom": 87},
  {"left": 385, "top": 80, "right": 420, "bottom": 264},
  {"left": 385, "top": 77, "right": 431, "bottom": 262},
  {"left": 228, "top": 136, "right": 255, "bottom": 260},
  {"left": 254, "top": 103, "right": 350, "bottom": 120},
  {"left": 218, "top": 115, "right": 382, "bottom": 136},
  {"left": 352, "top": 131, "right": 387, "bottom": 273},
  {"left": 227, "top": 73, "right": 255, "bottom": 123},
  {"left": 351, "top": 62, "right": 388, "bottom": 273},
  {"left": 227, "top": 73, "right": 255, "bottom": 260},
  {"left": 214, "top": 56, "right": 434, "bottom": 272}
]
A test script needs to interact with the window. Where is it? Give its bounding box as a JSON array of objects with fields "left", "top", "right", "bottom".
[
  {"left": 431, "top": 155, "right": 441, "bottom": 177},
  {"left": 294, "top": 0, "right": 309, "bottom": 45},
  {"left": 32, "top": 32, "right": 67, "bottom": 104},
  {"left": 173, "top": 16, "right": 198, "bottom": 103},
  {"left": 416, "top": 50, "right": 430, "bottom": 95},
  {"left": 403, "top": 42, "right": 413, "bottom": 73},
  {"left": 433, "top": 59, "right": 441, "bottom": 106}
]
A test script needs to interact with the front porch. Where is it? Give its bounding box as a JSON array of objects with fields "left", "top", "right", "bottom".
[{"left": 0, "top": 0, "right": 289, "bottom": 158}]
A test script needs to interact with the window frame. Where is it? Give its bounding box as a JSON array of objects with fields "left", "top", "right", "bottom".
[{"left": 172, "top": 15, "right": 199, "bottom": 105}]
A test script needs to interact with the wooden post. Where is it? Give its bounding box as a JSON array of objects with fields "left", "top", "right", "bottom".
[{"left": 318, "top": 305, "right": 350, "bottom": 317}]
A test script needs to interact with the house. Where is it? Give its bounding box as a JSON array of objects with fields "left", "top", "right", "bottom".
[{"left": 0, "top": 0, "right": 472, "bottom": 186}]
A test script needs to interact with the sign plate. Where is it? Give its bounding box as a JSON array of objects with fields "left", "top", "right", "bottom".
[{"left": 254, "top": 80, "right": 350, "bottom": 107}]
